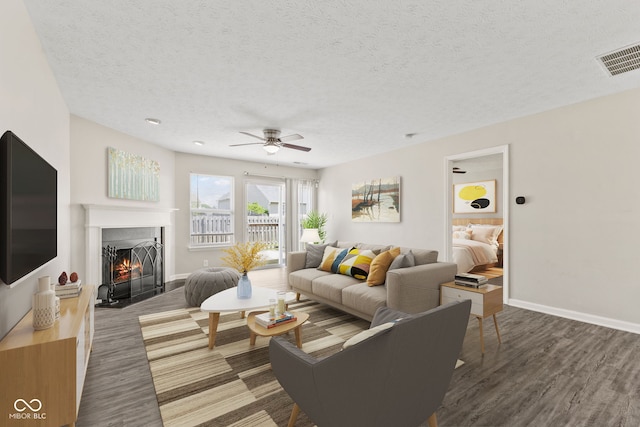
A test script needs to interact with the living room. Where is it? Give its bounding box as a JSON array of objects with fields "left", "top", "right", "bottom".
[{"left": 2, "top": 1, "right": 640, "bottom": 426}]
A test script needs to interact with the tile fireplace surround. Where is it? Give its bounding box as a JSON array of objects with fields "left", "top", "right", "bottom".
[{"left": 83, "top": 204, "right": 176, "bottom": 288}]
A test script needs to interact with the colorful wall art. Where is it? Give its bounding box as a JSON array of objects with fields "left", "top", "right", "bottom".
[
  {"left": 453, "top": 180, "right": 496, "bottom": 213},
  {"left": 108, "top": 147, "right": 160, "bottom": 201},
  {"left": 352, "top": 176, "right": 401, "bottom": 222}
]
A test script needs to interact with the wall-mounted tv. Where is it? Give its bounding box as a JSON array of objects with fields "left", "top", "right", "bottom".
[{"left": 1, "top": 130, "right": 57, "bottom": 285}]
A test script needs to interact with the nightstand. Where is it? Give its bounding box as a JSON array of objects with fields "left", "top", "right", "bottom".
[{"left": 440, "top": 282, "right": 503, "bottom": 354}]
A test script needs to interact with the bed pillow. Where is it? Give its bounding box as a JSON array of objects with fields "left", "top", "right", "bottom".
[
  {"left": 366, "top": 247, "right": 401, "bottom": 286},
  {"left": 389, "top": 250, "right": 416, "bottom": 270},
  {"left": 452, "top": 229, "right": 472, "bottom": 240},
  {"left": 318, "top": 246, "right": 351, "bottom": 273},
  {"left": 304, "top": 240, "right": 338, "bottom": 268},
  {"left": 338, "top": 248, "right": 378, "bottom": 280},
  {"left": 468, "top": 224, "right": 502, "bottom": 246},
  {"left": 452, "top": 225, "right": 467, "bottom": 232}
]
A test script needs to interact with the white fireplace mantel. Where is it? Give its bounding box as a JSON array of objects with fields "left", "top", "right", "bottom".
[{"left": 83, "top": 204, "right": 178, "bottom": 286}]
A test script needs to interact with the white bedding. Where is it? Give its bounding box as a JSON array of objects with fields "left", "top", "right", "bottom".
[{"left": 452, "top": 238, "right": 498, "bottom": 274}]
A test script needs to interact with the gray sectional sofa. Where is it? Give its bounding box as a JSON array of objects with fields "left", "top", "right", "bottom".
[{"left": 287, "top": 241, "right": 457, "bottom": 321}]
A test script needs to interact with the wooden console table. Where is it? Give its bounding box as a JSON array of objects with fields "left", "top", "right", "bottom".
[{"left": 0, "top": 285, "right": 95, "bottom": 427}]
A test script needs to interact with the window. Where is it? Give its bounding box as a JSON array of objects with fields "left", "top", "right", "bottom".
[{"left": 190, "top": 174, "right": 234, "bottom": 246}]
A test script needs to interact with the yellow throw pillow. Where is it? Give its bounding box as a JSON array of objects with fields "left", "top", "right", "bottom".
[{"left": 366, "top": 247, "right": 401, "bottom": 286}]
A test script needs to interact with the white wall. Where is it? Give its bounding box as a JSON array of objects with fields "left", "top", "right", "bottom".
[
  {"left": 320, "top": 89, "right": 640, "bottom": 330},
  {"left": 69, "top": 115, "right": 177, "bottom": 281},
  {"left": 174, "top": 152, "right": 318, "bottom": 276},
  {"left": 0, "top": 0, "right": 70, "bottom": 338}
]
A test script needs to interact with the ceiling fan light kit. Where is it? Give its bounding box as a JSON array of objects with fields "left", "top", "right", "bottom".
[{"left": 230, "top": 129, "right": 311, "bottom": 154}]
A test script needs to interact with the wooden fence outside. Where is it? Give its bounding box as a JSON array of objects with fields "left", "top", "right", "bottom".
[{"left": 191, "top": 213, "right": 280, "bottom": 248}]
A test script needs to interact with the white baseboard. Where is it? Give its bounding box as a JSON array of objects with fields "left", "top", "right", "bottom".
[
  {"left": 508, "top": 299, "right": 640, "bottom": 335},
  {"left": 169, "top": 273, "right": 190, "bottom": 281}
]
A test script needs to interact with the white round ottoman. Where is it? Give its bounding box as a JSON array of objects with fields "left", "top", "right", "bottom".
[{"left": 184, "top": 267, "right": 240, "bottom": 307}]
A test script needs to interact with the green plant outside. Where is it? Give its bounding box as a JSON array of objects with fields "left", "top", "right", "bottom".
[{"left": 247, "top": 202, "right": 268, "bottom": 215}]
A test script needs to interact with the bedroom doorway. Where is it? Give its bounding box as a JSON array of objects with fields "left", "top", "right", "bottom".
[{"left": 445, "top": 145, "right": 509, "bottom": 302}]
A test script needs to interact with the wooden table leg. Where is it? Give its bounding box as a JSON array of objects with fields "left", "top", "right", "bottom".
[
  {"left": 477, "top": 316, "right": 485, "bottom": 354},
  {"left": 241, "top": 310, "right": 246, "bottom": 319},
  {"left": 208, "top": 312, "right": 220, "bottom": 349},
  {"left": 294, "top": 326, "right": 303, "bottom": 348},
  {"left": 427, "top": 412, "right": 438, "bottom": 427},
  {"left": 249, "top": 330, "right": 257, "bottom": 346},
  {"left": 493, "top": 313, "right": 502, "bottom": 344}
]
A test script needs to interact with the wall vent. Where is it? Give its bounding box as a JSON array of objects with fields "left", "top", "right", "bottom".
[{"left": 597, "top": 43, "right": 640, "bottom": 76}]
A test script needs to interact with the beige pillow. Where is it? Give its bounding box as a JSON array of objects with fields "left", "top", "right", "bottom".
[
  {"left": 366, "top": 247, "right": 401, "bottom": 286},
  {"left": 468, "top": 224, "right": 502, "bottom": 246},
  {"left": 342, "top": 322, "right": 395, "bottom": 349}
]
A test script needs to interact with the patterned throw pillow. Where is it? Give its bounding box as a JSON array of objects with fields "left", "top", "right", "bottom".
[
  {"left": 366, "top": 247, "right": 401, "bottom": 286},
  {"left": 452, "top": 229, "right": 472, "bottom": 240},
  {"left": 338, "top": 248, "right": 377, "bottom": 280},
  {"left": 318, "top": 246, "right": 351, "bottom": 273}
]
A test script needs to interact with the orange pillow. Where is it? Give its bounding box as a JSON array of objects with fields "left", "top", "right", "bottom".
[{"left": 366, "top": 247, "right": 401, "bottom": 286}]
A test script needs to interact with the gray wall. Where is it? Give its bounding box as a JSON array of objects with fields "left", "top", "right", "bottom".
[
  {"left": 319, "top": 89, "right": 640, "bottom": 330},
  {"left": 0, "top": 0, "right": 71, "bottom": 338}
]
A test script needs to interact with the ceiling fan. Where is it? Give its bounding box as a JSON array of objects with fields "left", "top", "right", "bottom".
[
  {"left": 230, "top": 129, "right": 311, "bottom": 154},
  {"left": 452, "top": 167, "right": 467, "bottom": 174}
]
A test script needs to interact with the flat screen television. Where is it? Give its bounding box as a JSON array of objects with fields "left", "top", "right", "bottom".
[{"left": 0, "top": 130, "right": 57, "bottom": 285}]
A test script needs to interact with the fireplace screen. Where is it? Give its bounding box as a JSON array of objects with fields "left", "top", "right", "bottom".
[{"left": 99, "top": 241, "right": 164, "bottom": 306}]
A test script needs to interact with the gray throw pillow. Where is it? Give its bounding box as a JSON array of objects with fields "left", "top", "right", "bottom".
[
  {"left": 304, "top": 240, "right": 338, "bottom": 268},
  {"left": 388, "top": 250, "right": 416, "bottom": 270}
]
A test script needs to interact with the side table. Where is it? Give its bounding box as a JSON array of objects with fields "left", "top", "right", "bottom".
[
  {"left": 246, "top": 311, "right": 310, "bottom": 348},
  {"left": 440, "top": 281, "right": 503, "bottom": 354}
]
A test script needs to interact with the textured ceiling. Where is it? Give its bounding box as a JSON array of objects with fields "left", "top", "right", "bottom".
[{"left": 23, "top": 1, "right": 640, "bottom": 169}]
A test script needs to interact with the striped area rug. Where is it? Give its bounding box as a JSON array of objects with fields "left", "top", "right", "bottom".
[{"left": 138, "top": 299, "right": 370, "bottom": 426}]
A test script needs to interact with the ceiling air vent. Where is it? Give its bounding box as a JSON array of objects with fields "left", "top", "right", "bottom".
[{"left": 597, "top": 43, "right": 640, "bottom": 76}]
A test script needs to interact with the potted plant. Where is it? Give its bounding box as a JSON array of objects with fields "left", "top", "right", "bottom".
[
  {"left": 221, "top": 241, "right": 268, "bottom": 299},
  {"left": 301, "top": 211, "right": 327, "bottom": 243}
]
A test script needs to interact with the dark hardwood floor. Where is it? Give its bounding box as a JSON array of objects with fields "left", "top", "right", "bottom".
[{"left": 77, "top": 268, "right": 640, "bottom": 427}]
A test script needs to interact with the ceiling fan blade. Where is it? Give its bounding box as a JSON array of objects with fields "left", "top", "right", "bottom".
[
  {"left": 282, "top": 143, "right": 311, "bottom": 152},
  {"left": 239, "top": 131, "right": 266, "bottom": 141},
  {"left": 229, "top": 142, "right": 264, "bottom": 147},
  {"left": 452, "top": 170, "right": 466, "bottom": 174},
  {"left": 279, "top": 133, "right": 304, "bottom": 142}
]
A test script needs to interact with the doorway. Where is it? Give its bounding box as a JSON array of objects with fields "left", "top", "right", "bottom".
[
  {"left": 445, "top": 145, "right": 509, "bottom": 301},
  {"left": 245, "top": 179, "right": 286, "bottom": 267}
]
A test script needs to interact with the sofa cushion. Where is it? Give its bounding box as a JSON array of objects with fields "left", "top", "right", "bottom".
[
  {"left": 304, "top": 241, "right": 338, "bottom": 268},
  {"left": 389, "top": 251, "right": 416, "bottom": 270},
  {"left": 367, "top": 247, "right": 401, "bottom": 286},
  {"left": 318, "top": 246, "right": 351, "bottom": 273},
  {"left": 342, "top": 282, "right": 387, "bottom": 317},
  {"left": 338, "top": 248, "right": 377, "bottom": 280},
  {"left": 289, "top": 269, "right": 333, "bottom": 294},
  {"left": 311, "top": 274, "right": 361, "bottom": 304},
  {"left": 356, "top": 243, "right": 392, "bottom": 252},
  {"left": 402, "top": 248, "right": 438, "bottom": 265}
]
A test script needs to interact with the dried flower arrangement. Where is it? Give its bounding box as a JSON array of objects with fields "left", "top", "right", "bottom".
[{"left": 221, "top": 241, "right": 268, "bottom": 274}]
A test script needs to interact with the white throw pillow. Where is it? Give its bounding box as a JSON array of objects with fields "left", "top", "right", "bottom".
[{"left": 342, "top": 322, "right": 395, "bottom": 349}]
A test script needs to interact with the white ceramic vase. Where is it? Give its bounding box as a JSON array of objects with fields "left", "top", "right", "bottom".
[{"left": 33, "top": 276, "right": 56, "bottom": 330}]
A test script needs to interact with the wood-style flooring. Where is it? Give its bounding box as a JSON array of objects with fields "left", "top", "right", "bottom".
[{"left": 77, "top": 268, "right": 640, "bottom": 427}]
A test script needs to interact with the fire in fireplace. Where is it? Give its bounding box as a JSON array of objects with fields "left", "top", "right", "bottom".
[{"left": 97, "top": 228, "right": 164, "bottom": 307}]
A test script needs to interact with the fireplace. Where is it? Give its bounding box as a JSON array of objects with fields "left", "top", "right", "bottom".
[{"left": 97, "top": 227, "right": 164, "bottom": 307}]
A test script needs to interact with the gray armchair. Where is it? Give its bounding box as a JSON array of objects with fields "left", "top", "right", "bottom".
[{"left": 269, "top": 300, "right": 471, "bottom": 427}]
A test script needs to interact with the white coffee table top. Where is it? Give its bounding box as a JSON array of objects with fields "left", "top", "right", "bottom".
[{"left": 200, "top": 286, "right": 297, "bottom": 313}]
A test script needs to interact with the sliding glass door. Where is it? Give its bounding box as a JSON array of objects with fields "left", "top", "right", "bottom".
[{"left": 244, "top": 179, "right": 286, "bottom": 267}]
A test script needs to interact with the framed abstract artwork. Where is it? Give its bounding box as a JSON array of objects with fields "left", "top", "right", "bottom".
[
  {"left": 453, "top": 180, "right": 496, "bottom": 213},
  {"left": 108, "top": 147, "right": 160, "bottom": 201},
  {"left": 352, "top": 176, "right": 400, "bottom": 222}
]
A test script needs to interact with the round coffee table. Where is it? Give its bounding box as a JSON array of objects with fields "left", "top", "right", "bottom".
[
  {"left": 246, "top": 311, "right": 310, "bottom": 348},
  {"left": 200, "top": 286, "right": 297, "bottom": 349}
]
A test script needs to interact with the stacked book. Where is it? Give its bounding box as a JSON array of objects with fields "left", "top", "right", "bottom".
[
  {"left": 454, "top": 273, "right": 488, "bottom": 289},
  {"left": 255, "top": 311, "right": 297, "bottom": 329},
  {"left": 55, "top": 280, "right": 83, "bottom": 299}
]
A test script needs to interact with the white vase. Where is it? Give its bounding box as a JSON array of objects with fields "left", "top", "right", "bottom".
[
  {"left": 237, "top": 273, "right": 252, "bottom": 299},
  {"left": 33, "top": 276, "right": 55, "bottom": 330}
]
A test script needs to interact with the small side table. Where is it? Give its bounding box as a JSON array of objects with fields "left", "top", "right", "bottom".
[
  {"left": 440, "top": 282, "right": 503, "bottom": 354},
  {"left": 246, "top": 311, "right": 310, "bottom": 348}
]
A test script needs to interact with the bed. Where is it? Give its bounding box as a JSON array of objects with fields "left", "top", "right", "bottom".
[{"left": 452, "top": 218, "right": 503, "bottom": 274}]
